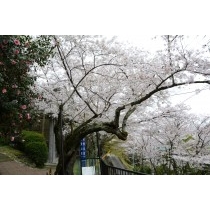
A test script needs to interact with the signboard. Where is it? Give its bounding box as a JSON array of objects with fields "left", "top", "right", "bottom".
[
  {"left": 82, "top": 166, "right": 95, "bottom": 175},
  {"left": 80, "top": 138, "right": 86, "bottom": 167}
]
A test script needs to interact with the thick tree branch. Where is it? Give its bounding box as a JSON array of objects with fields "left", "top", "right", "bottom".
[
  {"left": 122, "top": 106, "right": 136, "bottom": 132},
  {"left": 114, "top": 80, "right": 210, "bottom": 133}
]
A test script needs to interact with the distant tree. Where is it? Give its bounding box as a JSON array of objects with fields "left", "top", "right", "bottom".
[
  {"left": 182, "top": 117, "right": 210, "bottom": 157},
  {"left": 125, "top": 107, "right": 210, "bottom": 174}
]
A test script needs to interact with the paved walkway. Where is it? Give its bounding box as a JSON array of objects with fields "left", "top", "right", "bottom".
[{"left": 0, "top": 153, "right": 55, "bottom": 175}]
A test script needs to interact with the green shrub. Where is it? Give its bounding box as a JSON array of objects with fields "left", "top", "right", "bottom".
[
  {"left": 22, "top": 130, "right": 46, "bottom": 144},
  {"left": 134, "top": 165, "right": 152, "bottom": 174},
  {"left": 0, "top": 137, "right": 7, "bottom": 145},
  {"left": 25, "top": 142, "right": 48, "bottom": 168},
  {"left": 17, "top": 130, "right": 46, "bottom": 151},
  {"left": 17, "top": 130, "right": 48, "bottom": 167}
]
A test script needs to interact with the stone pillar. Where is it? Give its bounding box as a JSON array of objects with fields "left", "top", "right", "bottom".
[{"left": 48, "top": 117, "right": 56, "bottom": 163}]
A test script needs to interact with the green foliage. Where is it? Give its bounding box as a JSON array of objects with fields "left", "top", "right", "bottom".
[
  {"left": 22, "top": 130, "right": 45, "bottom": 144},
  {"left": 102, "top": 136, "right": 133, "bottom": 170},
  {"left": 0, "top": 136, "right": 7, "bottom": 145},
  {"left": 182, "top": 135, "right": 194, "bottom": 143},
  {"left": 132, "top": 154, "right": 210, "bottom": 174},
  {"left": 134, "top": 165, "right": 152, "bottom": 174},
  {"left": 151, "top": 162, "right": 209, "bottom": 175},
  {"left": 0, "top": 145, "right": 34, "bottom": 166},
  {"left": 15, "top": 130, "right": 45, "bottom": 151},
  {"left": 0, "top": 35, "right": 54, "bottom": 140},
  {"left": 16, "top": 130, "right": 48, "bottom": 167},
  {"left": 24, "top": 141, "right": 48, "bottom": 168},
  {"left": 73, "top": 158, "right": 81, "bottom": 175},
  {"left": 154, "top": 164, "right": 170, "bottom": 175}
]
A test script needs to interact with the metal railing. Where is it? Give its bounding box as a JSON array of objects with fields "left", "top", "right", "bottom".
[
  {"left": 100, "top": 159, "right": 147, "bottom": 175},
  {"left": 79, "top": 157, "right": 147, "bottom": 175}
]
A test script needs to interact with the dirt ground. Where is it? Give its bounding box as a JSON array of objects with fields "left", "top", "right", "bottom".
[{"left": 0, "top": 153, "right": 55, "bottom": 175}]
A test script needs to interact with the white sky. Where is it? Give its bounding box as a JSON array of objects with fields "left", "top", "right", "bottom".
[{"left": 115, "top": 35, "right": 210, "bottom": 116}]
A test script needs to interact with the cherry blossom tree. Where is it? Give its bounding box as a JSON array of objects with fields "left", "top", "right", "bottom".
[
  {"left": 181, "top": 116, "right": 210, "bottom": 157},
  {"left": 35, "top": 35, "right": 210, "bottom": 174},
  {"left": 124, "top": 106, "right": 210, "bottom": 174}
]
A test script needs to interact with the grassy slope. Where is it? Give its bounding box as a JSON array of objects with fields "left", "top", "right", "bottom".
[
  {"left": 0, "top": 145, "right": 57, "bottom": 174},
  {"left": 0, "top": 145, "right": 35, "bottom": 166}
]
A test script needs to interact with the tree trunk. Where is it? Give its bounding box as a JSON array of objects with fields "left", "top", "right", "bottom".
[
  {"left": 55, "top": 149, "right": 78, "bottom": 175},
  {"left": 55, "top": 138, "right": 80, "bottom": 175},
  {"left": 54, "top": 121, "right": 128, "bottom": 175}
]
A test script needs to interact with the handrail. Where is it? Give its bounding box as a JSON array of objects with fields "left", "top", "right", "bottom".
[{"left": 100, "top": 159, "right": 147, "bottom": 175}]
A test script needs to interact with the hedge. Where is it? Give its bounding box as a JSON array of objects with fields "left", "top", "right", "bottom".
[
  {"left": 19, "top": 130, "right": 48, "bottom": 167},
  {"left": 25, "top": 141, "right": 48, "bottom": 168}
]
